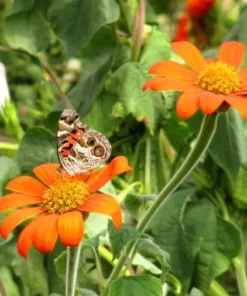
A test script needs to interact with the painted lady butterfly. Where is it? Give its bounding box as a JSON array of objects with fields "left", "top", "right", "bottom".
[{"left": 57, "top": 109, "right": 111, "bottom": 175}]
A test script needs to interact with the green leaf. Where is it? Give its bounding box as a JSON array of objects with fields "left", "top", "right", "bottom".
[
  {"left": 183, "top": 199, "right": 241, "bottom": 293},
  {"left": 7, "top": 0, "right": 35, "bottom": 15},
  {"left": 83, "top": 92, "right": 121, "bottom": 137},
  {"left": 140, "top": 29, "right": 171, "bottom": 69},
  {"left": 233, "top": 162, "right": 247, "bottom": 208},
  {"left": 4, "top": 10, "right": 51, "bottom": 54},
  {"left": 48, "top": 0, "right": 120, "bottom": 55},
  {"left": 85, "top": 213, "right": 110, "bottom": 238},
  {"left": 80, "top": 27, "right": 117, "bottom": 71},
  {"left": 208, "top": 110, "right": 247, "bottom": 190},
  {"left": 108, "top": 220, "right": 142, "bottom": 259},
  {"left": 106, "top": 62, "right": 165, "bottom": 133},
  {"left": 132, "top": 253, "right": 162, "bottom": 275},
  {"left": 135, "top": 238, "right": 170, "bottom": 280},
  {"left": 132, "top": 133, "right": 169, "bottom": 194},
  {"left": 16, "top": 127, "right": 58, "bottom": 174},
  {"left": 124, "top": 193, "right": 143, "bottom": 219},
  {"left": 0, "top": 266, "right": 21, "bottom": 296},
  {"left": 62, "top": 55, "right": 112, "bottom": 117},
  {"left": 54, "top": 251, "right": 67, "bottom": 281},
  {"left": 151, "top": 189, "right": 200, "bottom": 291},
  {"left": 0, "top": 156, "right": 20, "bottom": 195},
  {"left": 55, "top": 249, "right": 99, "bottom": 291},
  {"left": 190, "top": 287, "right": 204, "bottom": 296},
  {"left": 12, "top": 248, "right": 49, "bottom": 296},
  {"left": 77, "top": 288, "right": 98, "bottom": 296},
  {"left": 108, "top": 275, "right": 162, "bottom": 296}
]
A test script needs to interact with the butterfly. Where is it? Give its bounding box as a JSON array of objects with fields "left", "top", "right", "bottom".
[{"left": 57, "top": 109, "right": 111, "bottom": 175}]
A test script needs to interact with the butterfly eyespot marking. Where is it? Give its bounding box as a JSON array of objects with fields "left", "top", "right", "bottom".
[
  {"left": 57, "top": 109, "right": 112, "bottom": 175},
  {"left": 94, "top": 146, "right": 105, "bottom": 157},
  {"left": 87, "top": 137, "right": 96, "bottom": 146}
]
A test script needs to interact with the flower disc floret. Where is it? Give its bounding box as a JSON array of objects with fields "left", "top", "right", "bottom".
[
  {"left": 43, "top": 179, "right": 89, "bottom": 214},
  {"left": 194, "top": 61, "right": 241, "bottom": 94}
]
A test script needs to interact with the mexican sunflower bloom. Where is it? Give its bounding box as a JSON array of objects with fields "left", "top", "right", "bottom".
[
  {"left": 0, "top": 156, "right": 132, "bottom": 258},
  {"left": 143, "top": 41, "right": 247, "bottom": 120},
  {"left": 186, "top": 0, "right": 215, "bottom": 18}
]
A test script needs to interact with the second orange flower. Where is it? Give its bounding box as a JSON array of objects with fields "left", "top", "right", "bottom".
[{"left": 143, "top": 41, "right": 247, "bottom": 120}]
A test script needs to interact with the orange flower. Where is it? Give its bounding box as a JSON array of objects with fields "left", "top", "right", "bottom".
[
  {"left": 143, "top": 41, "right": 247, "bottom": 120},
  {"left": 0, "top": 156, "right": 132, "bottom": 258},
  {"left": 174, "top": 13, "right": 190, "bottom": 42},
  {"left": 186, "top": 0, "right": 216, "bottom": 18}
]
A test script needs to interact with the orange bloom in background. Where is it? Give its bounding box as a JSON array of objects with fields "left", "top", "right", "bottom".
[
  {"left": 143, "top": 41, "right": 247, "bottom": 120},
  {"left": 174, "top": 13, "right": 190, "bottom": 42},
  {"left": 186, "top": 0, "right": 216, "bottom": 18},
  {"left": 174, "top": 0, "right": 216, "bottom": 44},
  {"left": 0, "top": 156, "right": 132, "bottom": 258}
]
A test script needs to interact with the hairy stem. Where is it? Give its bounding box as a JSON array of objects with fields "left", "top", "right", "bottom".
[
  {"left": 232, "top": 247, "right": 247, "bottom": 296},
  {"left": 65, "top": 243, "right": 82, "bottom": 296},
  {"left": 43, "top": 64, "right": 74, "bottom": 110},
  {"left": 131, "top": 0, "right": 145, "bottom": 61},
  {"left": 103, "top": 113, "right": 218, "bottom": 295},
  {"left": 0, "top": 142, "right": 18, "bottom": 151}
]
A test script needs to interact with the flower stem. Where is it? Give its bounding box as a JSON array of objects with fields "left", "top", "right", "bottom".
[
  {"left": 137, "top": 113, "right": 218, "bottom": 231},
  {"left": 0, "top": 142, "right": 18, "bottom": 151},
  {"left": 103, "top": 113, "right": 218, "bottom": 295},
  {"left": 209, "top": 280, "right": 229, "bottom": 296},
  {"left": 65, "top": 243, "right": 82, "bottom": 296},
  {"left": 232, "top": 239, "right": 247, "bottom": 296},
  {"left": 131, "top": 0, "right": 145, "bottom": 61}
]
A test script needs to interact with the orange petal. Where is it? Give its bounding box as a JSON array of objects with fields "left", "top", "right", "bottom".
[
  {"left": 79, "top": 193, "right": 122, "bottom": 229},
  {"left": 176, "top": 91, "right": 201, "bottom": 119},
  {"left": 86, "top": 156, "right": 132, "bottom": 193},
  {"left": 0, "top": 193, "right": 42, "bottom": 211},
  {"left": 142, "top": 77, "right": 198, "bottom": 92},
  {"left": 238, "top": 67, "right": 247, "bottom": 93},
  {"left": 218, "top": 42, "right": 245, "bottom": 70},
  {"left": 206, "top": 58, "right": 217, "bottom": 64},
  {"left": 0, "top": 207, "right": 45, "bottom": 239},
  {"left": 33, "top": 163, "right": 61, "bottom": 186},
  {"left": 33, "top": 214, "right": 59, "bottom": 253},
  {"left": 6, "top": 176, "right": 47, "bottom": 196},
  {"left": 171, "top": 41, "right": 206, "bottom": 72},
  {"left": 17, "top": 213, "right": 47, "bottom": 258},
  {"left": 58, "top": 211, "right": 84, "bottom": 246},
  {"left": 224, "top": 95, "right": 247, "bottom": 120},
  {"left": 148, "top": 61, "right": 197, "bottom": 80},
  {"left": 199, "top": 92, "right": 225, "bottom": 115},
  {"left": 73, "top": 170, "right": 94, "bottom": 182}
]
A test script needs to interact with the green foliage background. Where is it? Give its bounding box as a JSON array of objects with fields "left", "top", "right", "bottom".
[{"left": 0, "top": 0, "right": 247, "bottom": 295}]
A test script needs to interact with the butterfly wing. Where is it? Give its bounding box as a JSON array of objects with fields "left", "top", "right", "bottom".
[{"left": 57, "top": 109, "right": 111, "bottom": 175}]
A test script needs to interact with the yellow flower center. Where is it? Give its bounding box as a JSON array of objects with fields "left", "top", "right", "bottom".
[
  {"left": 43, "top": 179, "right": 89, "bottom": 214},
  {"left": 194, "top": 61, "right": 241, "bottom": 94}
]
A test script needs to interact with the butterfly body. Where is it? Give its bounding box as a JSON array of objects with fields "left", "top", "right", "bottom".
[{"left": 57, "top": 109, "right": 111, "bottom": 175}]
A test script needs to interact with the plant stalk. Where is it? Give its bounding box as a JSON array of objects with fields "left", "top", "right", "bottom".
[
  {"left": 131, "top": 0, "right": 145, "bottom": 61},
  {"left": 65, "top": 243, "right": 82, "bottom": 296},
  {"left": 0, "top": 142, "right": 18, "bottom": 151},
  {"left": 232, "top": 239, "right": 247, "bottom": 296},
  {"left": 103, "top": 113, "right": 218, "bottom": 295}
]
